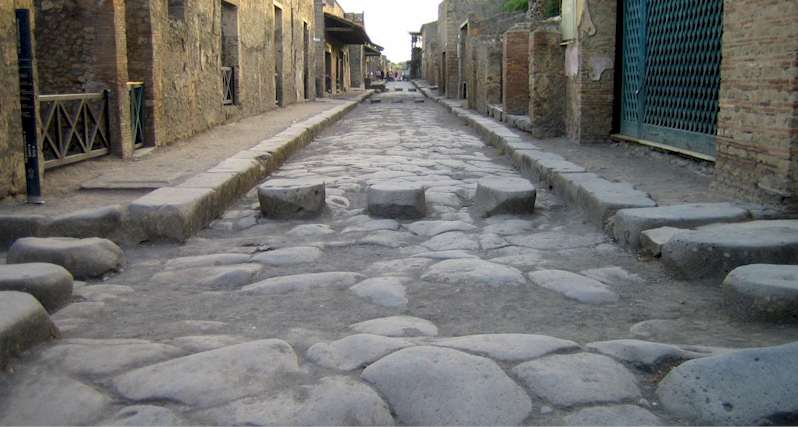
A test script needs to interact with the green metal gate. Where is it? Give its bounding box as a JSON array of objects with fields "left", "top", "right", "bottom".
[{"left": 619, "top": 0, "right": 724, "bottom": 159}]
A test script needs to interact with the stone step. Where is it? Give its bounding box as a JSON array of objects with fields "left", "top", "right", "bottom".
[
  {"left": 0, "top": 291, "right": 58, "bottom": 368},
  {"left": 723, "top": 264, "right": 798, "bottom": 322},
  {"left": 257, "top": 177, "right": 326, "bottom": 219},
  {"left": 367, "top": 183, "right": 426, "bottom": 219},
  {"left": 662, "top": 220, "right": 798, "bottom": 280},
  {"left": 613, "top": 203, "right": 751, "bottom": 250},
  {"left": 7, "top": 237, "right": 125, "bottom": 280},
  {"left": 474, "top": 177, "right": 536, "bottom": 217},
  {"left": 551, "top": 173, "right": 657, "bottom": 226},
  {"left": 0, "top": 263, "right": 73, "bottom": 312}
]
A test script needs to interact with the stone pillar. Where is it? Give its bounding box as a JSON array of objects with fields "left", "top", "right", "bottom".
[
  {"left": 712, "top": 0, "right": 798, "bottom": 209},
  {"left": 564, "top": 0, "right": 616, "bottom": 144},
  {"left": 528, "top": 25, "right": 565, "bottom": 137},
  {"left": 503, "top": 26, "right": 530, "bottom": 115},
  {"left": 349, "top": 45, "right": 364, "bottom": 89}
]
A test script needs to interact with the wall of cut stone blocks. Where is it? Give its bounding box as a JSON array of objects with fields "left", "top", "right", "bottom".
[
  {"left": 528, "top": 25, "right": 565, "bottom": 137},
  {"left": 349, "top": 45, "right": 364, "bottom": 89},
  {"left": 502, "top": 27, "right": 530, "bottom": 115},
  {"left": 421, "top": 21, "right": 439, "bottom": 84}
]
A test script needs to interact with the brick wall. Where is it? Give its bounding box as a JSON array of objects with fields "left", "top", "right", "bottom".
[
  {"left": 712, "top": 0, "right": 798, "bottom": 208},
  {"left": 503, "top": 27, "right": 530, "bottom": 115},
  {"left": 529, "top": 25, "right": 565, "bottom": 137}
]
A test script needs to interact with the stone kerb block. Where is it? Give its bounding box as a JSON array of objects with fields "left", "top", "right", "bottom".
[
  {"left": 258, "top": 178, "right": 326, "bottom": 219},
  {"left": 723, "top": 264, "right": 798, "bottom": 322},
  {"left": 474, "top": 177, "right": 536, "bottom": 217},
  {"left": 0, "top": 263, "right": 74, "bottom": 312},
  {"left": 367, "top": 183, "right": 426, "bottom": 219},
  {"left": 7, "top": 237, "right": 125, "bottom": 280},
  {"left": 128, "top": 187, "right": 217, "bottom": 242},
  {"left": 0, "top": 291, "right": 59, "bottom": 367}
]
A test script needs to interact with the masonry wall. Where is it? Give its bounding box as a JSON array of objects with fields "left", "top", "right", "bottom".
[
  {"left": 502, "top": 27, "right": 529, "bottom": 115},
  {"left": 529, "top": 25, "right": 565, "bottom": 137},
  {"left": 421, "top": 21, "right": 439, "bottom": 84},
  {"left": 473, "top": 38, "right": 503, "bottom": 114},
  {"left": 712, "top": 0, "right": 798, "bottom": 207},
  {"left": 349, "top": 45, "right": 364, "bottom": 89}
]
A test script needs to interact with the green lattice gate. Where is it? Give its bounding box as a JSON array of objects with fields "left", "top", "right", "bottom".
[{"left": 620, "top": 0, "right": 723, "bottom": 159}]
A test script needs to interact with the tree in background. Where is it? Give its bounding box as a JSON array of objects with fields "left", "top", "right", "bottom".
[{"left": 503, "top": 0, "right": 561, "bottom": 17}]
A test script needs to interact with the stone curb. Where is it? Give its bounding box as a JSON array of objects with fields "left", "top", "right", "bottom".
[
  {"left": 412, "top": 81, "right": 657, "bottom": 229},
  {"left": 0, "top": 91, "right": 374, "bottom": 247}
]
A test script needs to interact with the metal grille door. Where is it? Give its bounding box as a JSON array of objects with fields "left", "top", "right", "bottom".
[{"left": 620, "top": 0, "right": 723, "bottom": 158}]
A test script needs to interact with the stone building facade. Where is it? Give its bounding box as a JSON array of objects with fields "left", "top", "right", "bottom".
[
  {"left": 316, "top": 0, "right": 371, "bottom": 96},
  {"left": 420, "top": 21, "right": 439, "bottom": 84}
]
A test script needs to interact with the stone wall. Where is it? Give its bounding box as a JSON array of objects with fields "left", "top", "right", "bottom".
[
  {"left": 528, "top": 25, "right": 565, "bottom": 137},
  {"left": 473, "top": 37, "right": 503, "bottom": 115},
  {"left": 712, "top": 0, "right": 798, "bottom": 208},
  {"left": 349, "top": 45, "right": 364, "bottom": 89},
  {"left": 420, "top": 21, "right": 439, "bottom": 84},
  {"left": 502, "top": 26, "right": 530, "bottom": 115}
]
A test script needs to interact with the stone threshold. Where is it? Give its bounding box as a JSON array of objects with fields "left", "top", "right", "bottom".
[{"left": 0, "top": 91, "right": 375, "bottom": 247}]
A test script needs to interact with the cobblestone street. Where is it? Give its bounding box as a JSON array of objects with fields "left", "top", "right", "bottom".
[{"left": 2, "top": 82, "right": 797, "bottom": 425}]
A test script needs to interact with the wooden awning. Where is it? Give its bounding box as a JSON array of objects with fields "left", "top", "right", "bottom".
[{"left": 324, "top": 12, "right": 372, "bottom": 45}]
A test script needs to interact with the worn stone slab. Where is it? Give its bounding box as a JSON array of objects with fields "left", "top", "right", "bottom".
[
  {"left": 40, "top": 339, "right": 185, "bottom": 377},
  {"left": 367, "top": 182, "right": 426, "bottom": 219},
  {"left": 511, "top": 150, "right": 585, "bottom": 184},
  {"left": 411, "top": 250, "right": 479, "bottom": 260},
  {"left": 104, "top": 405, "right": 188, "bottom": 426},
  {"left": 513, "top": 353, "right": 642, "bottom": 407},
  {"left": 0, "top": 263, "right": 73, "bottom": 312},
  {"left": 640, "top": 226, "right": 685, "bottom": 257},
  {"left": 564, "top": 405, "right": 664, "bottom": 426},
  {"left": 164, "top": 253, "right": 252, "bottom": 270},
  {"left": 74, "top": 284, "right": 134, "bottom": 303},
  {"left": 178, "top": 172, "right": 245, "bottom": 211},
  {"left": 528, "top": 270, "right": 619, "bottom": 304},
  {"left": 0, "top": 374, "right": 111, "bottom": 426},
  {"left": 406, "top": 220, "right": 476, "bottom": 236},
  {"left": 129, "top": 187, "right": 217, "bottom": 242},
  {"left": 112, "top": 340, "right": 300, "bottom": 408},
  {"left": 657, "top": 342, "right": 798, "bottom": 425},
  {"left": 250, "top": 246, "right": 323, "bottom": 266},
  {"left": 350, "top": 316, "right": 438, "bottom": 337},
  {"left": 434, "top": 334, "right": 580, "bottom": 362},
  {"left": 43, "top": 205, "right": 126, "bottom": 240},
  {"left": 662, "top": 220, "right": 798, "bottom": 280},
  {"left": 170, "top": 335, "right": 250, "bottom": 353},
  {"left": 0, "top": 215, "right": 46, "bottom": 248},
  {"left": 613, "top": 203, "right": 750, "bottom": 250},
  {"left": 474, "top": 177, "right": 536, "bottom": 217},
  {"left": 723, "top": 264, "right": 798, "bottom": 322},
  {"left": 422, "top": 259, "right": 526, "bottom": 287},
  {"left": 586, "top": 339, "right": 710, "bottom": 371},
  {"left": 307, "top": 334, "right": 414, "bottom": 370},
  {"left": 422, "top": 231, "right": 479, "bottom": 251},
  {"left": 242, "top": 272, "right": 364, "bottom": 294},
  {"left": 0, "top": 291, "right": 58, "bottom": 367},
  {"left": 350, "top": 277, "right": 408, "bottom": 307},
  {"left": 552, "top": 172, "right": 657, "bottom": 226},
  {"left": 363, "top": 346, "right": 532, "bottom": 425},
  {"left": 342, "top": 219, "right": 400, "bottom": 233},
  {"left": 258, "top": 178, "right": 326, "bottom": 219},
  {"left": 7, "top": 237, "right": 124, "bottom": 279},
  {"left": 152, "top": 264, "right": 263, "bottom": 290}
]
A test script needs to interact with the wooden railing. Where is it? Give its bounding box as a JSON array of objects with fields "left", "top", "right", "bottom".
[{"left": 38, "top": 91, "right": 110, "bottom": 169}]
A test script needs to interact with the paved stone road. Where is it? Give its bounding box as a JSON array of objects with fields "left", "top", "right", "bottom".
[{"left": 2, "top": 82, "right": 797, "bottom": 426}]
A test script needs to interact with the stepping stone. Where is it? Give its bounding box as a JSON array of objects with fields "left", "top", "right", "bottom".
[
  {"left": 242, "top": 272, "right": 364, "bottom": 294},
  {"left": 164, "top": 253, "right": 251, "bottom": 270},
  {"left": 151, "top": 264, "right": 263, "bottom": 290},
  {"left": 39, "top": 339, "right": 185, "bottom": 377},
  {"left": 552, "top": 172, "right": 657, "bottom": 225},
  {"left": 257, "top": 178, "right": 326, "bottom": 219},
  {"left": 723, "top": 264, "right": 798, "bottom": 322},
  {"left": 367, "top": 182, "right": 426, "bottom": 219},
  {"left": 474, "top": 177, "right": 536, "bottom": 217},
  {"left": 307, "top": 334, "right": 414, "bottom": 370},
  {"left": 434, "top": 334, "right": 580, "bottom": 362},
  {"left": 0, "top": 263, "right": 73, "bottom": 312},
  {"left": 350, "top": 316, "right": 438, "bottom": 337},
  {"left": 7, "top": 237, "right": 125, "bottom": 279},
  {"left": 250, "top": 246, "right": 323, "bottom": 266},
  {"left": 657, "top": 342, "right": 798, "bottom": 425},
  {"left": 0, "top": 291, "right": 58, "bottom": 367},
  {"left": 640, "top": 227, "right": 685, "bottom": 257},
  {"left": 513, "top": 353, "right": 642, "bottom": 407},
  {"left": 362, "top": 346, "right": 532, "bottom": 425},
  {"left": 613, "top": 203, "right": 750, "bottom": 250},
  {"left": 528, "top": 270, "right": 619, "bottom": 304},
  {"left": 112, "top": 340, "right": 300, "bottom": 408},
  {"left": 564, "top": 405, "right": 664, "bottom": 426},
  {"left": 350, "top": 277, "right": 408, "bottom": 307},
  {"left": 103, "top": 405, "right": 188, "bottom": 426},
  {"left": 422, "top": 259, "right": 526, "bottom": 287},
  {"left": 662, "top": 220, "right": 798, "bottom": 280}
]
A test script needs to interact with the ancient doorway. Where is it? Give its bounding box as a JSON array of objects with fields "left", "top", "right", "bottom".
[
  {"left": 274, "top": 5, "right": 284, "bottom": 106},
  {"left": 303, "top": 22, "right": 310, "bottom": 100}
]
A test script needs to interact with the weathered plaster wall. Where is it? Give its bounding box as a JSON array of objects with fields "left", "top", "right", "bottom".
[{"left": 528, "top": 24, "right": 565, "bottom": 137}]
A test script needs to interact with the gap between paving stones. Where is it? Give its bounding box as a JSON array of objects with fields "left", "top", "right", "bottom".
[{"left": 0, "top": 92, "right": 374, "bottom": 247}]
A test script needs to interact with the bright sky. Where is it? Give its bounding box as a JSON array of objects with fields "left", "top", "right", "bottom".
[{"left": 337, "top": 0, "right": 440, "bottom": 63}]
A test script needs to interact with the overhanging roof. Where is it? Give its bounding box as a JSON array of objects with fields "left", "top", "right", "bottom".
[
  {"left": 324, "top": 12, "right": 372, "bottom": 45},
  {"left": 364, "top": 43, "right": 383, "bottom": 56}
]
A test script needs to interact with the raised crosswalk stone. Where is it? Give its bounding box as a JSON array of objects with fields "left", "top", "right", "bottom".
[{"left": 258, "top": 177, "right": 326, "bottom": 218}]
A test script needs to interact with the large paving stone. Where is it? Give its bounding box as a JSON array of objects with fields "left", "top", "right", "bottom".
[
  {"left": 7, "top": 237, "right": 125, "bottom": 279},
  {"left": 152, "top": 264, "right": 263, "bottom": 290},
  {"left": 528, "top": 270, "right": 619, "bottom": 304},
  {"left": 104, "top": 405, "right": 188, "bottom": 426},
  {"left": 586, "top": 339, "right": 711, "bottom": 371},
  {"left": 250, "top": 246, "right": 323, "bottom": 266},
  {"left": 0, "top": 374, "right": 111, "bottom": 426},
  {"left": 513, "top": 353, "right": 641, "bottom": 407},
  {"left": 0, "top": 263, "right": 73, "bottom": 312},
  {"left": 362, "top": 346, "right": 532, "bottom": 425},
  {"left": 422, "top": 259, "right": 526, "bottom": 287},
  {"left": 258, "top": 178, "right": 326, "bottom": 219},
  {"left": 40, "top": 338, "right": 185, "bottom": 377},
  {"left": 169, "top": 335, "right": 250, "bottom": 353},
  {"left": 406, "top": 220, "right": 476, "bottom": 236},
  {"left": 350, "top": 277, "right": 408, "bottom": 307},
  {"left": 474, "top": 177, "right": 536, "bottom": 217},
  {"left": 422, "top": 231, "right": 480, "bottom": 251},
  {"left": 367, "top": 182, "right": 426, "bottom": 219},
  {"left": 661, "top": 220, "right": 798, "bottom": 280},
  {"left": 657, "top": 342, "right": 798, "bottom": 425},
  {"left": 613, "top": 203, "right": 750, "bottom": 250},
  {"left": 434, "top": 334, "right": 580, "bottom": 362},
  {"left": 164, "top": 253, "right": 252, "bottom": 270},
  {"left": 129, "top": 187, "right": 217, "bottom": 242},
  {"left": 112, "top": 340, "right": 300, "bottom": 408},
  {"left": 552, "top": 173, "right": 656, "bottom": 226},
  {"left": 723, "top": 264, "right": 798, "bottom": 322},
  {"left": 0, "top": 291, "right": 58, "bottom": 367},
  {"left": 640, "top": 226, "right": 685, "bottom": 257},
  {"left": 564, "top": 405, "right": 664, "bottom": 426},
  {"left": 242, "top": 272, "right": 364, "bottom": 294},
  {"left": 307, "top": 334, "right": 414, "bottom": 370},
  {"left": 350, "top": 316, "right": 438, "bottom": 337},
  {"left": 44, "top": 205, "right": 126, "bottom": 240}
]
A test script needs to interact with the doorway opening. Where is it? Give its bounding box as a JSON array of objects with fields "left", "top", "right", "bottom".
[{"left": 273, "top": 5, "right": 284, "bottom": 106}]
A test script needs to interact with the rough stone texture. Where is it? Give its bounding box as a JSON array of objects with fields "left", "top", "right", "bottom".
[
  {"left": 529, "top": 26, "right": 566, "bottom": 137},
  {"left": 640, "top": 227, "right": 684, "bottom": 257},
  {"left": 657, "top": 342, "right": 798, "bottom": 425},
  {"left": 564, "top": 405, "right": 664, "bottom": 426},
  {"left": 152, "top": 264, "right": 263, "bottom": 290},
  {"left": 0, "top": 263, "right": 73, "bottom": 312},
  {"left": 104, "top": 405, "right": 188, "bottom": 426},
  {"left": 0, "top": 0, "right": 27, "bottom": 199},
  {"left": 422, "top": 231, "right": 479, "bottom": 251},
  {"left": 503, "top": 28, "right": 530, "bottom": 115},
  {"left": 513, "top": 353, "right": 642, "bottom": 407},
  {"left": 586, "top": 339, "right": 710, "bottom": 370},
  {"left": 129, "top": 187, "right": 218, "bottom": 242},
  {"left": 250, "top": 246, "right": 323, "bottom": 266},
  {"left": 242, "top": 272, "right": 364, "bottom": 294},
  {"left": 434, "top": 334, "right": 580, "bottom": 362},
  {"left": 723, "top": 264, "right": 798, "bottom": 322},
  {"left": 258, "top": 178, "right": 326, "bottom": 219},
  {"left": 406, "top": 220, "right": 476, "bottom": 236},
  {"left": 350, "top": 316, "right": 439, "bottom": 337},
  {"left": 474, "top": 177, "right": 537, "bottom": 217},
  {"left": 164, "top": 253, "right": 252, "bottom": 270},
  {"left": 0, "top": 374, "right": 111, "bottom": 426},
  {"left": 0, "top": 291, "right": 58, "bottom": 367},
  {"left": 662, "top": 220, "right": 798, "bottom": 280},
  {"left": 170, "top": 335, "right": 250, "bottom": 353},
  {"left": 552, "top": 173, "right": 657, "bottom": 226},
  {"left": 307, "top": 334, "right": 413, "bottom": 370},
  {"left": 350, "top": 277, "right": 408, "bottom": 308},
  {"left": 613, "top": 203, "right": 750, "bottom": 250},
  {"left": 528, "top": 270, "right": 619, "bottom": 304},
  {"left": 7, "top": 237, "right": 124, "bottom": 279},
  {"left": 362, "top": 346, "right": 532, "bottom": 426},
  {"left": 39, "top": 339, "right": 185, "bottom": 377},
  {"left": 367, "top": 182, "right": 426, "bottom": 219},
  {"left": 112, "top": 340, "right": 300, "bottom": 408},
  {"left": 422, "top": 259, "right": 526, "bottom": 287}
]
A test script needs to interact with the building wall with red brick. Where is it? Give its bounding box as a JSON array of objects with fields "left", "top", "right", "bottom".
[{"left": 503, "top": 27, "right": 530, "bottom": 115}]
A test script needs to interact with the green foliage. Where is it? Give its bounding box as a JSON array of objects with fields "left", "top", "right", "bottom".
[
  {"left": 543, "top": 0, "right": 561, "bottom": 17},
  {"left": 503, "top": 0, "right": 528, "bottom": 12}
]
